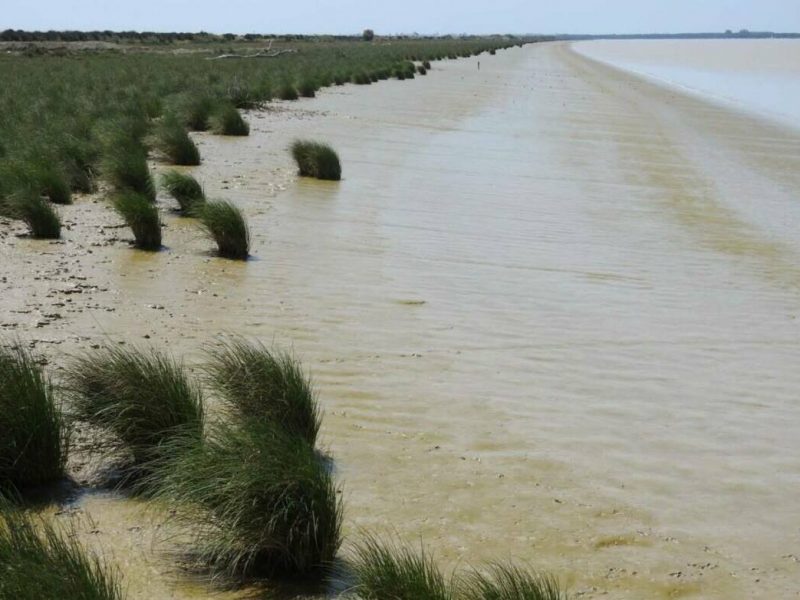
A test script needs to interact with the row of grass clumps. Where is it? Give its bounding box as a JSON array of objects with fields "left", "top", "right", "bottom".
[
  {"left": 1, "top": 335, "right": 566, "bottom": 597},
  {"left": 0, "top": 37, "right": 523, "bottom": 218},
  {"left": 346, "top": 536, "right": 566, "bottom": 600}
]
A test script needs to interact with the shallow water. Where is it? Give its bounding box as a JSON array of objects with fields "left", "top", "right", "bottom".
[
  {"left": 574, "top": 39, "right": 800, "bottom": 130},
  {"left": 5, "top": 41, "right": 800, "bottom": 598}
]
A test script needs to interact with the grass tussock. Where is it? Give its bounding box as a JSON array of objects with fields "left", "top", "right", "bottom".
[
  {"left": 145, "top": 420, "right": 342, "bottom": 579},
  {"left": 6, "top": 191, "right": 62, "bottom": 239},
  {"left": 277, "top": 81, "right": 299, "bottom": 101},
  {"left": 161, "top": 170, "right": 206, "bottom": 215},
  {"left": 0, "top": 344, "right": 67, "bottom": 492},
  {"left": 155, "top": 117, "right": 201, "bottom": 165},
  {"left": 206, "top": 338, "right": 320, "bottom": 445},
  {"left": 463, "top": 563, "right": 566, "bottom": 600},
  {"left": 0, "top": 508, "right": 124, "bottom": 600},
  {"left": 199, "top": 200, "right": 250, "bottom": 260},
  {"left": 348, "top": 536, "right": 455, "bottom": 600},
  {"left": 290, "top": 140, "right": 341, "bottom": 181},
  {"left": 111, "top": 191, "right": 162, "bottom": 251},
  {"left": 210, "top": 104, "right": 250, "bottom": 136},
  {"left": 298, "top": 78, "right": 318, "bottom": 98},
  {"left": 102, "top": 143, "right": 155, "bottom": 202},
  {"left": 66, "top": 345, "right": 204, "bottom": 484}
]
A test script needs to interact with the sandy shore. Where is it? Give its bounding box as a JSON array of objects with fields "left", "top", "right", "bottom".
[{"left": 3, "top": 42, "right": 800, "bottom": 599}]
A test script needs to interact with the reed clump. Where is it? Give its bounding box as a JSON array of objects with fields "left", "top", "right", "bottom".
[
  {"left": 0, "top": 344, "right": 67, "bottom": 493},
  {"left": 210, "top": 104, "right": 250, "bottom": 136},
  {"left": 206, "top": 337, "right": 320, "bottom": 445},
  {"left": 199, "top": 200, "right": 250, "bottom": 260},
  {"left": 144, "top": 420, "right": 342, "bottom": 579},
  {"left": 111, "top": 191, "right": 162, "bottom": 250},
  {"left": 0, "top": 508, "right": 124, "bottom": 600},
  {"left": 161, "top": 170, "right": 206, "bottom": 215},
  {"left": 102, "top": 142, "right": 155, "bottom": 202},
  {"left": 291, "top": 140, "right": 342, "bottom": 181},
  {"left": 65, "top": 345, "right": 204, "bottom": 484},
  {"left": 277, "top": 81, "right": 299, "bottom": 101},
  {"left": 463, "top": 563, "right": 566, "bottom": 600},
  {"left": 6, "top": 191, "right": 62, "bottom": 239},
  {"left": 155, "top": 117, "right": 201, "bottom": 165}
]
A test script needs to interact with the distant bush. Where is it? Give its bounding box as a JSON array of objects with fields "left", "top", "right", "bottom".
[
  {"left": 160, "top": 170, "right": 205, "bottom": 215},
  {"left": 7, "top": 191, "right": 61, "bottom": 239},
  {"left": 199, "top": 200, "right": 250, "bottom": 260},
  {"left": 210, "top": 104, "right": 249, "bottom": 136},
  {"left": 155, "top": 117, "right": 200, "bottom": 165}
]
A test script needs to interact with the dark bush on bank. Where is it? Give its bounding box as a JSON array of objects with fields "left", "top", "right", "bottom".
[
  {"left": 199, "top": 200, "right": 250, "bottom": 260},
  {"left": 161, "top": 170, "right": 205, "bottom": 215},
  {"left": 291, "top": 140, "right": 342, "bottom": 181},
  {"left": 111, "top": 191, "right": 162, "bottom": 250}
]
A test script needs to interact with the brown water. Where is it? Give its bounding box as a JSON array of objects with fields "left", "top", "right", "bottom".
[{"left": 5, "top": 41, "right": 800, "bottom": 598}]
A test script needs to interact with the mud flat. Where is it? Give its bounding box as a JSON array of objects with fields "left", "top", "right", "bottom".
[{"left": 3, "top": 41, "right": 800, "bottom": 598}]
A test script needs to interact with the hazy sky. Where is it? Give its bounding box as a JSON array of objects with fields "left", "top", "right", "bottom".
[{"left": 2, "top": 0, "right": 798, "bottom": 35}]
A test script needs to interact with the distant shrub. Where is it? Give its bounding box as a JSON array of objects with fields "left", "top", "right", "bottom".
[
  {"left": 297, "top": 78, "right": 318, "bottom": 98},
  {"left": 102, "top": 142, "right": 155, "bottom": 202},
  {"left": 277, "top": 81, "right": 299, "bottom": 101},
  {"left": 7, "top": 191, "right": 61, "bottom": 239},
  {"left": 417, "top": 65, "right": 427, "bottom": 75},
  {"left": 291, "top": 140, "right": 341, "bottom": 181}
]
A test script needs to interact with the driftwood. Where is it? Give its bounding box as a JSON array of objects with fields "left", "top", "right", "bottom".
[{"left": 207, "top": 39, "right": 297, "bottom": 60}]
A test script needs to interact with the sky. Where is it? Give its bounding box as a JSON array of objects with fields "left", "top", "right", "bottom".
[{"left": 2, "top": 0, "right": 798, "bottom": 35}]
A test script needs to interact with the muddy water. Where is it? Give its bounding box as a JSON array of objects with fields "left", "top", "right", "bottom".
[{"left": 5, "top": 42, "right": 800, "bottom": 598}]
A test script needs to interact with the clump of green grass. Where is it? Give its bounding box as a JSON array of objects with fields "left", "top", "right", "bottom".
[
  {"left": 111, "top": 191, "right": 162, "bottom": 251},
  {"left": 290, "top": 140, "right": 342, "bottom": 181},
  {"left": 417, "top": 65, "right": 428, "bottom": 75},
  {"left": 0, "top": 508, "right": 124, "bottom": 600},
  {"left": 333, "top": 72, "right": 348, "bottom": 86},
  {"left": 463, "top": 563, "right": 566, "bottom": 600},
  {"left": 7, "top": 191, "right": 61, "bottom": 239},
  {"left": 199, "top": 200, "right": 250, "bottom": 260},
  {"left": 66, "top": 345, "right": 204, "bottom": 484},
  {"left": 422, "top": 60, "right": 432, "bottom": 69},
  {"left": 210, "top": 105, "right": 249, "bottom": 136},
  {"left": 155, "top": 117, "right": 201, "bottom": 165},
  {"left": 145, "top": 420, "right": 342, "bottom": 579},
  {"left": 181, "top": 95, "right": 216, "bottom": 131},
  {"left": 298, "top": 79, "right": 318, "bottom": 98},
  {"left": 0, "top": 344, "right": 67, "bottom": 493},
  {"left": 102, "top": 143, "right": 155, "bottom": 202},
  {"left": 348, "top": 536, "right": 455, "bottom": 600},
  {"left": 161, "top": 170, "right": 205, "bottom": 215},
  {"left": 277, "top": 81, "right": 299, "bottom": 101},
  {"left": 206, "top": 338, "right": 320, "bottom": 445},
  {"left": 352, "top": 72, "right": 371, "bottom": 85}
]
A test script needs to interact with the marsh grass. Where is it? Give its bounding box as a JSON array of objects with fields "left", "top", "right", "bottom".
[
  {"left": 347, "top": 536, "right": 455, "bottom": 600},
  {"left": 7, "top": 191, "right": 62, "bottom": 239},
  {"left": 0, "top": 344, "right": 67, "bottom": 492},
  {"left": 66, "top": 345, "right": 204, "bottom": 485},
  {"left": 161, "top": 170, "right": 206, "bottom": 215},
  {"left": 156, "top": 117, "right": 201, "bottom": 165},
  {"left": 463, "top": 563, "right": 566, "bottom": 600},
  {"left": 0, "top": 507, "right": 124, "bottom": 600},
  {"left": 290, "top": 140, "right": 341, "bottom": 181},
  {"left": 111, "top": 191, "right": 162, "bottom": 250},
  {"left": 102, "top": 142, "right": 156, "bottom": 202},
  {"left": 278, "top": 82, "right": 299, "bottom": 101},
  {"left": 184, "top": 95, "right": 216, "bottom": 131},
  {"left": 417, "top": 65, "right": 428, "bottom": 75},
  {"left": 206, "top": 338, "right": 320, "bottom": 445},
  {"left": 145, "top": 420, "right": 342, "bottom": 580},
  {"left": 298, "top": 79, "right": 318, "bottom": 98},
  {"left": 210, "top": 105, "right": 250, "bottom": 136},
  {"left": 199, "top": 200, "right": 250, "bottom": 260}
]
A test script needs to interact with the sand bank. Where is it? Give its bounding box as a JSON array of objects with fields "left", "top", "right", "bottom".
[{"left": 3, "top": 41, "right": 800, "bottom": 598}]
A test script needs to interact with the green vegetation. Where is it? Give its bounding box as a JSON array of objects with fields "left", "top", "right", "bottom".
[
  {"left": 206, "top": 337, "right": 320, "bottom": 444},
  {"left": 199, "top": 200, "right": 250, "bottom": 260},
  {"left": 66, "top": 345, "right": 204, "bottom": 484},
  {"left": 210, "top": 104, "right": 249, "bottom": 136},
  {"left": 155, "top": 117, "right": 201, "bottom": 165},
  {"left": 464, "top": 563, "right": 566, "bottom": 600},
  {"left": 0, "top": 508, "right": 124, "bottom": 600},
  {"left": 348, "top": 536, "right": 455, "bottom": 600},
  {"left": 145, "top": 420, "right": 342, "bottom": 579},
  {"left": 291, "top": 140, "right": 342, "bottom": 181},
  {"left": 0, "top": 344, "right": 67, "bottom": 493},
  {"left": 4, "top": 191, "right": 62, "bottom": 239},
  {"left": 0, "top": 37, "right": 525, "bottom": 207},
  {"left": 160, "top": 170, "right": 205, "bottom": 215},
  {"left": 111, "top": 191, "right": 162, "bottom": 250}
]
